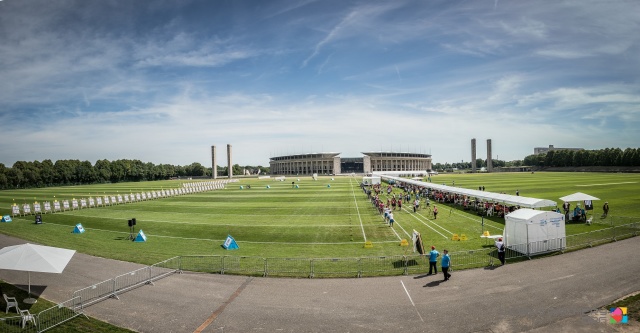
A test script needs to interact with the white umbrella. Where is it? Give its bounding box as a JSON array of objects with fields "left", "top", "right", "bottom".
[
  {"left": 559, "top": 192, "right": 600, "bottom": 202},
  {"left": 0, "top": 243, "right": 76, "bottom": 303}
]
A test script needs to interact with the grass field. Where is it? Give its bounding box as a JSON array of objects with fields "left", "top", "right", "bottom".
[{"left": 0, "top": 172, "right": 639, "bottom": 265}]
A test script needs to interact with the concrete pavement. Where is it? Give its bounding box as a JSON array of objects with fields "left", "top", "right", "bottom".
[{"left": 1, "top": 233, "right": 637, "bottom": 332}]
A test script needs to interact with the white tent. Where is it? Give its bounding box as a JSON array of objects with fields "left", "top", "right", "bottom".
[
  {"left": 504, "top": 209, "right": 566, "bottom": 256},
  {"left": 362, "top": 176, "right": 381, "bottom": 185},
  {"left": 377, "top": 174, "right": 557, "bottom": 208},
  {"left": 559, "top": 192, "right": 600, "bottom": 202},
  {"left": 0, "top": 243, "right": 76, "bottom": 303}
]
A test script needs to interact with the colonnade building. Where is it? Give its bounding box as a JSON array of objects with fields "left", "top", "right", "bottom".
[{"left": 269, "top": 152, "right": 432, "bottom": 175}]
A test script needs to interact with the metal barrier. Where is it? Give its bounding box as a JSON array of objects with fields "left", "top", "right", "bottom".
[
  {"left": 449, "top": 248, "right": 494, "bottom": 269},
  {"left": 265, "top": 258, "right": 311, "bottom": 278},
  {"left": 565, "top": 222, "right": 639, "bottom": 250},
  {"left": 72, "top": 278, "right": 115, "bottom": 307},
  {"left": 0, "top": 296, "right": 82, "bottom": 333},
  {"left": 311, "top": 258, "right": 360, "bottom": 278},
  {"left": 36, "top": 296, "right": 83, "bottom": 332},
  {"left": 222, "top": 256, "right": 265, "bottom": 276},
  {"left": 179, "top": 255, "right": 223, "bottom": 273}
]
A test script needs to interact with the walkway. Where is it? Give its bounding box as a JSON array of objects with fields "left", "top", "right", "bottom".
[{"left": 1, "top": 233, "right": 637, "bottom": 332}]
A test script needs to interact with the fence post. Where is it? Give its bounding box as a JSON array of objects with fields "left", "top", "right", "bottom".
[
  {"left": 357, "top": 258, "right": 361, "bottom": 278},
  {"left": 403, "top": 255, "right": 408, "bottom": 275},
  {"left": 310, "top": 259, "right": 314, "bottom": 279},
  {"left": 613, "top": 224, "right": 617, "bottom": 241},
  {"left": 178, "top": 256, "right": 183, "bottom": 273},
  {"left": 221, "top": 256, "right": 226, "bottom": 275},
  {"left": 264, "top": 258, "right": 268, "bottom": 277}
]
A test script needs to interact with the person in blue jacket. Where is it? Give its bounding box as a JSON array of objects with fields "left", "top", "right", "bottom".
[
  {"left": 441, "top": 249, "right": 451, "bottom": 281},
  {"left": 428, "top": 246, "right": 440, "bottom": 275}
]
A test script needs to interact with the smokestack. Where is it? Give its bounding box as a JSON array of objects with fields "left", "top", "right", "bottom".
[
  {"left": 227, "top": 144, "right": 233, "bottom": 179},
  {"left": 211, "top": 145, "right": 217, "bottom": 179},
  {"left": 471, "top": 139, "right": 477, "bottom": 173},
  {"left": 487, "top": 139, "right": 493, "bottom": 172}
]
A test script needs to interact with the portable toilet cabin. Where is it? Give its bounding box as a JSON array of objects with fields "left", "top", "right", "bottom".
[{"left": 504, "top": 208, "right": 566, "bottom": 256}]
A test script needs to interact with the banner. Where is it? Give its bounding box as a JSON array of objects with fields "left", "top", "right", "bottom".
[
  {"left": 72, "top": 223, "right": 85, "bottom": 234},
  {"left": 1, "top": 215, "right": 12, "bottom": 222},
  {"left": 134, "top": 230, "right": 147, "bottom": 242},
  {"left": 222, "top": 235, "right": 239, "bottom": 250}
]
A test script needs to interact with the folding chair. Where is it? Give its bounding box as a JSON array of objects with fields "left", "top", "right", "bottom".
[{"left": 3, "top": 293, "right": 18, "bottom": 313}]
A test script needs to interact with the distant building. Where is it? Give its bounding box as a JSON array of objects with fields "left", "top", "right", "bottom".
[
  {"left": 269, "top": 152, "right": 432, "bottom": 175},
  {"left": 534, "top": 145, "right": 584, "bottom": 155}
]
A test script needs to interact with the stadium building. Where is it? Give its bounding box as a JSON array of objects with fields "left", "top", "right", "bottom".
[{"left": 269, "top": 152, "right": 432, "bottom": 175}]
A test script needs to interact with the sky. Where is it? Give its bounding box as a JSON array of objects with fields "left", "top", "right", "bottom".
[{"left": 1, "top": 0, "right": 639, "bottom": 167}]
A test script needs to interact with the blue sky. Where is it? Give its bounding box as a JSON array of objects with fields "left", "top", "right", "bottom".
[{"left": 1, "top": 0, "right": 639, "bottom": 167}]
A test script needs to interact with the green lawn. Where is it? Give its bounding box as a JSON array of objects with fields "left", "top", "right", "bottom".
[{"left": 0, "top": 173, "right": 638, "bottom": 265}]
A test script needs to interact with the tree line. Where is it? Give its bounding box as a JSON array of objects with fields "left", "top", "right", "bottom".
[
  {"left": 0, "top": 159, "right": 270, "bottom": 189},
  {"left": 522, "top": 147, "right": 640, "bottom": 168}
]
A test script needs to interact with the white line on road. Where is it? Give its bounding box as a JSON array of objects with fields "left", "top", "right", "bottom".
[
  {"left": 401, "top": 280, "right": 424, "bottom": 322},
  {"left": 548, "top": 274, "right": 575, "bottom": 282}
]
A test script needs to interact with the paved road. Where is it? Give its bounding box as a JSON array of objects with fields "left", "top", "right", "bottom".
[{"left": 1, "top": 233, "right": 637, "bottom": 333}]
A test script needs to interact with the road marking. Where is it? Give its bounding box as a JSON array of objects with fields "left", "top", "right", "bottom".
[
  {"left": 194, "top": 277, "right": 253, "bottom": 333},
  {"left": 548, "top": 274, "right": 575, "bottom": 282},
  {"left": 401, "top": 280, "right": 424, "bottom": 322}
]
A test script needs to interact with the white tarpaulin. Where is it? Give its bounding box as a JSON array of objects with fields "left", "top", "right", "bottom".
[
  {"left": 504, "top": 209, "right": 566, "bottom": 256},
  {"left": 0, "top": 243, "right": 75, "bottom": 303},
  {"left": 559, "top": 192, "right": 600, "bottom": 202}
]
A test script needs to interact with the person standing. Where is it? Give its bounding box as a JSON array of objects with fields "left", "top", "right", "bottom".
[
  {"left": 428, "top": 246, "right": 439, "bottom": 275},
  {"left": 433, "top": 205, "right": 438, "bottom": 219},
  {"left": 603, "top": 202, "right": 609, "bottom": 217},
  {"left": 388, "top": 212, "right": 394, "bottom": 227},
  {"left": 495, "top": 237, "right": 506, "bottom": 265},
  {"left": 441, "top": 249, "right": 451, "bottom": 281}
]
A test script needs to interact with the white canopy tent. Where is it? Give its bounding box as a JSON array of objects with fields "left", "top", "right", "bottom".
[
  {"left": 377, "top": 174, "right": 557, "bottom": 209},
  {"left": 0, "top": 243, "right": 76, "bottom": 303},
  {"left": 559, "top": 192, "right": 600, "bottom": 202},
  {"left": 362, "top": 176, "right": 381, "bottom": 185},
  {"left": 504, "top": 209, "right": 566, "bottom": 256}
]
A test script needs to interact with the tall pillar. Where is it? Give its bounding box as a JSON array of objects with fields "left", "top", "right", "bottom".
[
  {"left": 471, "top": 139, "right": 477, "bottom": 173},
  {"left": 227, "top": 144, "right": 233, "bottom": 178},
  {"left": 211, "top": 145, "right": 217, "bottom": 179},
  {"left": 487, "top": 139, "right": 493, "bottom": 172}
]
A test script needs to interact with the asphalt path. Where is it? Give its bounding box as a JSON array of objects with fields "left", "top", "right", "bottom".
[{"left": 1, "top": 233, "right": 637, "bottom": 333}]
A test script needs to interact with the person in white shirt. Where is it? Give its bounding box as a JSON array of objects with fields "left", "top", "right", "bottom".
[{"left": 495, "top": 237, "right": 506, "bottom": 265}]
